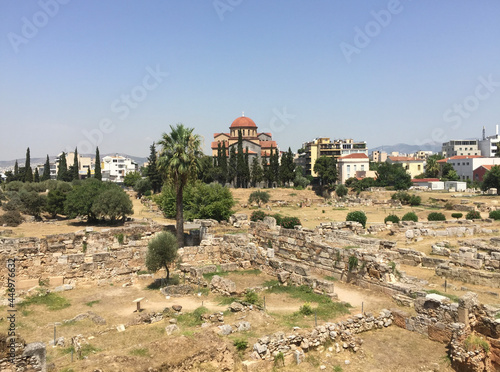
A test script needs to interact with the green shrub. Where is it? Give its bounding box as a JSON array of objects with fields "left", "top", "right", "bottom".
[
  {"left": 274, "top": 352, "right": 285, "bottom": 367},
  {"left": 444, "top": 202, "right": 454, "bottom": 210},
  {"left": 244, "top": 290, "right": 259, "bottom": 305},
  {"left": 489, "top": 210, "right": 500, "bottom": 220},
  {"left": 299, "top": 302, "right": 313, "bottom": 315},
  {"left": 451, "top": 213, "right": 463, "bottom": 219},
  {"left": 428, "top": 212, "right": 446, "bottom": 221},
  {"left": 391, "top": 191, "right": 421, "bottom": 206},
  {"left": 272, "top": 213, "right": 283, "bottom": 225},
  {"left": 0, "top": 210, "right": 24, "bottom": 226},
  {"left": 115, "top": 233, "right": 125, "bottom": 245},
  {"left": 233, "top": 339, "right": 248, "bottom": 351},
  {"left": 402, "top": 212, "right": 418, "bottom": 222},
  {"left": 464, "top": 334, "right": 490, "bottom": 354},
  {"left": 348, "top": 255, "right": 358, "bottom": 272},
  {"left": 466, "top": 210, "right": 481, "bottom": 220},
  {"left": 335, "top": 184, "right": 348, "bottom": 198},
  {"left": 346, "top": 211, "right": 367, "bottom": 228},
  {"left": 409, "top": 195, "right": 421, "bottom": 206},
  {"left": 280, "top": 216, "right": 301, "bottom": 229},
  {"left": 384, "top": 214, "right": 400, "bottom": 224},
  {"left": 250, "top": 210, "right": 266, "bottom": 222},
  {"left": 248, "top": 190, "right": 270, "bottom": 206}
]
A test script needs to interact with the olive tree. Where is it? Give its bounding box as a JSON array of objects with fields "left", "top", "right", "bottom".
[{"left": 145, "top": 231, "right": 178, "bottom": 281}]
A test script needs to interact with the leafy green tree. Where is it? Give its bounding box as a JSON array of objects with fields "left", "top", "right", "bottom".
[
  {"left": 424, "top": 154, "right": 442, "bottom": 178},
  {"left": 65, "top": 178, "right": 106, "bottom": 222},
  {"left": 33, "top": 168, "right": 40, "bottom": 183},
  {"left": 94, "top": 147, "right": 102, "bottom": 180},
  {"left": 375, "top": 163, "right": 411, "bottom": 190},
  {"left": 41, "top": 155, "right": 51, "bottom": 181},
  {"left": 313, "top": 156, "right": 338, "bottom": 187},
  {"left": 91, "top": 185, "right": 133, "bottom": 222},
  {"left": 147, "top": 143, "right": 162, "bottom": 193},
  {"left": 134, "top": 178, "right": 152, "bottom": 198},
  {"left": 124, "top": 172, "right": 142, "bottom": 188},
  {"left": 46, "top": 188, "right": 68, "bottom": 218},
  {"left": 250, "top": 156, "right": 263, "bottom": 187},
  {"left": 346, "top": 210, "right": 367, "bottom": 228},
  {"left": 19, "top": 189, "right": 47, "bottom": 219},
  {"left": 228, "top": 146, "right": 237, "bottom": 186},
  {"left": 248, "top": 190, "right": 270, "bottom": 207},
  {"left": 335, "top": 184, "right": 348, "bottom": 198},
  {"left": 159, "top": 181, "right": 234, "bottom": 222},
  {"left": 293, "top": 166, "right": 310, "bottom": 189},
  {"left": 198, "top": 155, "right": 216, "bottom": 184},
  {"left": 428, "top": 212, "right": 446, "bottom": 221},
  {"left": 402, "top": 212, "right": 418, "bottom": 222},
  {"left": 157, "top": 124, "right": 203, "bottom": 248},
  {"left": 482, "top": 165, "right": 500, "bottom": 194},
  {"left": 145, "top": 231, "right": 178, "bottom": 281},
  {"left": 24, "top": 147, "right": 33, "bottom": 183}
]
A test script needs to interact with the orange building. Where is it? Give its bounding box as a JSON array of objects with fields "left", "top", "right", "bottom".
[{"left": 211, "top": 114, "right": 279, "bottom": 160}]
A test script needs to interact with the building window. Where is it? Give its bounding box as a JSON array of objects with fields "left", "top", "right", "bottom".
[
  {"left": 361, "top": 164, "right": 365, "bottom": 171},
  {"left": 418, "top": 165, "right": 421, "bottom": 170}
]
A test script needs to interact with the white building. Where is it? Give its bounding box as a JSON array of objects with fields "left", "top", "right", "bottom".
[
  {"left": 412, "top": 178, "right": 444, "bottom": 190},
  {"left": 444, "top": 181, "right": 467, "bottom": 192},
  {"left": 442, "top": 140, "right": 481, "bottom": 157},
  {"left": 102, "top": 155, "right": 138, "bottom": 183},
  {"left": 479, "top": 125, "right": 500, "bottom": 157},
  {"left": 337, "top": 153, "right": 370, "bottom": 184},
  {"left": 439, "top": 156, "right": 500, "bottom": 181}
]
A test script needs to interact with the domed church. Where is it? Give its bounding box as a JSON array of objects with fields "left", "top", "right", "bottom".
[{"left": 211, "top": 113, "right": 279, "bottom": 160}]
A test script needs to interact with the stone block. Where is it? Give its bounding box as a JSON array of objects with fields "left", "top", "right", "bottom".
[
  {"left": 49, "top": 276, "right": 64, "bottom": 287},
  {"left": 17, "top": 279, "right": 39, "bottom": 290},
  {"left": 428, "top": 322, "right": 452, "bottom": 343}
]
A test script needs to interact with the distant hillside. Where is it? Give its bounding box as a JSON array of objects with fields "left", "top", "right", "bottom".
[
  {"left": 0, "top": 153, "right": 148, "bottom": 171},
  {"left": 370, "top": 143, "right": 441, "bottom": 155}
]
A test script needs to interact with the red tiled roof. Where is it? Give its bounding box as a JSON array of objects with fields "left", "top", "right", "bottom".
[
  {"left": 338, "top": 153, "right": 369, "bottom": 159},
  {"left": 258, "top": 132, "right": 272, "bottom": 137},
  {"left": 230, "top": 116, "right": 257, "bottom": 128},
  {"left": 259, "top": 140, "right": 277, "bottom": 148},
  {"left": 412, "top": 178, "right": 440, "bottom": 183},
  {"left": 474, "top": 164, "right": 499, "bottom": 171},
  {"left": 211, "top": 140, "right": 229, "bottom": 149}
]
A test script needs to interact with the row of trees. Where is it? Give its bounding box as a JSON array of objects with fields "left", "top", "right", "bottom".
[{"left": 4, "top": 147, "right": 103, "bottom": 183}]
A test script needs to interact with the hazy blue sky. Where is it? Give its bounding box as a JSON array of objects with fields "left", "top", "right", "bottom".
[{"left": 2, "top": 0, "right": 500, "bottom": 161}]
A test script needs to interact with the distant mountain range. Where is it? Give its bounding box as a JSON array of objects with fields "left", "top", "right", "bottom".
[
  {"left": 0, "top": 153, "right": 148, "bottom": 171},
  {"left": 369, "top": 143, "right": 441, "bottom": 155}
]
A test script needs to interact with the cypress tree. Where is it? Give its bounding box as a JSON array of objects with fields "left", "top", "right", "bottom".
[
  {"left": 70, "top": 148, "right": 79, "bottom": 180},
  {"left": 14, "top": 160, "right": 19, "bottom": 180},
  {"left": 147, "top": 143, "right": 162, "bottom": 193},
  {"left": 41, "top": 155, "right": 50, "bottom": 181},
  {"left": 236, "top": 130, "right": 245, "bottom": 188},
  {"left": 220, "top": 142, "right": 228, "bottom": 185},
  {"left": 244, "top": 147, "right": 250, "bottom": 188},
  {"left": 262, "top": 155, "right": 271, "bottom": 188},
  {"left": 34, "top": 168, "right": 40, "bottom": 182},
  {"left": 94, "top": 147, "right": 102, "bottom": 180},
  {"left": 87, "top": 167, "right": 91, "bottom": 179},
  {"left": 228, "top": 146, "right": 237, "bottom": 186},
  {"left": 251, "top": 156, "right": 263, "bottom": 187},
  {"left": 270, "top": 146, "right": 280, "bottom": 187},
  {"left": 25, "top": 147, "right": 33, "bottom": 182},
  {"left": 57, "top": 152, "right": 68, "bottom": 181}
]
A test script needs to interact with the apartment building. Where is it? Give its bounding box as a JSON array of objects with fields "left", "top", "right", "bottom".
[
  {"left": 370, "top": 150, "right": 387, "bottom": 163},
  {"left": 102, "top": 155, "right": 138, "bottom": 182},
  {"left": 387, "top": 156, "right": 425, "bottom": 178},
  {"left": 436, "top": 155, "right": 500, "bottom": 181},
  {"left": 301, "top": 138, "right": 367, "bottom": 177},
  {"left": 337, "top": 153, "right": 372, "bottom": 184},
  {"left": 441, "top": 140, "right": 480, "bottom": 157},
  {"left": 479, "top": 126, "right": 500, "bottom": 157}
]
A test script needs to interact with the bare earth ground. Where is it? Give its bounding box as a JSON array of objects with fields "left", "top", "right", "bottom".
[{"left": 1, "top": 187, "right": 499, "bottom": 370}]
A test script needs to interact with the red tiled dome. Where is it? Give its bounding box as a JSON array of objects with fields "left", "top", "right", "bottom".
[{"left": 230, "top": 116, "right": 257, "bottom": 128}]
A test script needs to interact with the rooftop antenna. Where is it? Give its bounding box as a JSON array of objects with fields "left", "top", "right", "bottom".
[{"left": 483, "top": 126, "right": 486, "bottom": 140}]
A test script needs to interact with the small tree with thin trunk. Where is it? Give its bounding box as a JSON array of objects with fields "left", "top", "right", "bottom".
[{"left": 145, "top": 231, "right": 178, "bottom": 282}]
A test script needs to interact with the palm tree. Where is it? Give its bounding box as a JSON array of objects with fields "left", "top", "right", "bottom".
[{"left": 158, "top": 124, "right": 202, "bottom": 248}]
